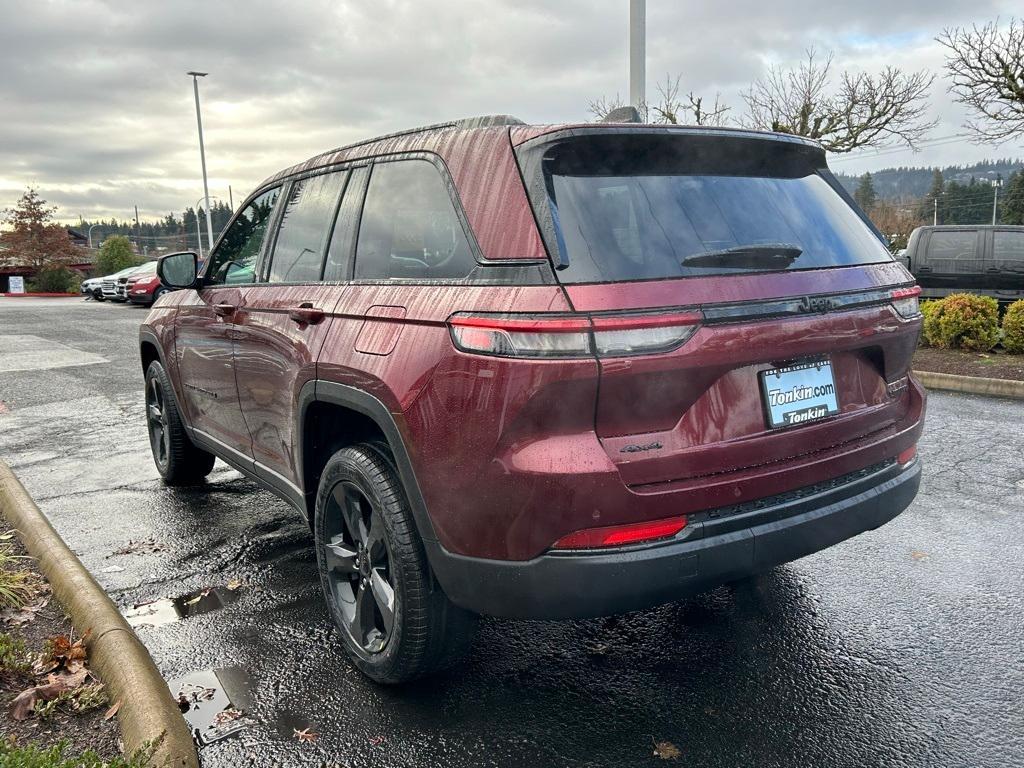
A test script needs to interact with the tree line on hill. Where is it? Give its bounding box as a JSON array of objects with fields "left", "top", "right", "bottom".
[{"left": 77, "top": 200, "right": 234, "bottom": 254}]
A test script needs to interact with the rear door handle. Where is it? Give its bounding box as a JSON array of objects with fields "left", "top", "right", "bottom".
[
  {"left": 288, "top": 303, "right": 325, "bottom": 325},
  {"left": 986, "top": 267, "right": 1001, "bottom": 273},
  {"left": 214, "top": 303, "right": 235, "bottom": 317}
]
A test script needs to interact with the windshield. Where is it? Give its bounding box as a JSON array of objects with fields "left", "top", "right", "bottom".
[{"left": 527, "top": 132, "right": 893, "bottom": 283}]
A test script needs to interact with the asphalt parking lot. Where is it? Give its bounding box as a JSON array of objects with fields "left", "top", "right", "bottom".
[{"left": 0, "top": 296, "right": 1022, "bottom": 767}]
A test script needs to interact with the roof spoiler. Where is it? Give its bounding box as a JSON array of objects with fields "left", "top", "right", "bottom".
[{"left": 600, "top": 106, "right": 643, "bottom": 124}]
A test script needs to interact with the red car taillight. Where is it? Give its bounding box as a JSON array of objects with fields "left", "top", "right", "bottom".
[
  {"left": 552, "top": 515, "right": 688, "bottom": 550},
  {"left": 448, "top": 310, "right": 702, "bottom": 359},
  {"left": 891, "top": 285, "right": 921, "bottom": 318}
]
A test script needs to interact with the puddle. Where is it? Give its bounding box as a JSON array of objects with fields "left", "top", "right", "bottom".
[
  {"left": 123, "top": 586, "right": 239, "bottom": 628},
  {"left": 168, "top": 667, "right": 254, "bottom": 746}
]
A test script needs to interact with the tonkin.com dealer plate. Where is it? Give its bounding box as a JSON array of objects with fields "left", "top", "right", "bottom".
[{"left": 759, "top": 358, "right": 840, "bottom": 429}]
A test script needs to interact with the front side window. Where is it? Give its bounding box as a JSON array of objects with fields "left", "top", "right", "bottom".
[
  {"left": 993, "top": 231, "right": 1024, "bottom": 267},
  {"left": 206, "top": 187, "right": 280, "bottom": 285},
  {"left": 355, "top": 159, "right": 474, "bottom": 280},
  {"left": 266, "top": 172, "right": 348, "bottom": 283}
]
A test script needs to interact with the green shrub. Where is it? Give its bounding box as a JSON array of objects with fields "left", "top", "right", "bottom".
[
  {"left": 919, "top": 300, "right": 941, "bottom": 346},
  {"left": 94, "top": 235, "right": 141, "bottom": 275},
  {"left": 920, "top": 294, "right": 999, "bottom": 351},
  {"left": 29, "top": 264, "right": 78, "bottom": 293},
  {"left": 1002, "top": 299, "right": 1024, "bottom": 354},
  {"left": 0, "top": 632, "right": 31, "bottom": 674}
]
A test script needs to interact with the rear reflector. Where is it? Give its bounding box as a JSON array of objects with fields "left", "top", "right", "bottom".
[
  {"left": 891, "top": 285, "right": 922, "bottom": 319},
  {"left": 449, "top": 311, "right": 702, "bottom": 359},
  {"left": 897, "top": 445, "right": 917, "bottom": 465},
  {"left": 551, "top": 515, "right": 687, "bottom": 550}
]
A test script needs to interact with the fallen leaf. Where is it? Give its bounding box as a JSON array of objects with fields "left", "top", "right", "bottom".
[
  {"left": 9, "top": 669, "right": 88, "bottom": 720},
  {"left": 910, "top": 550, "right": 929, "bottom": 561},
  {"left": 104, "top": 700, "right": 122, "bottom": 720},
  {"left": 652, "top": 739, "right": 681, "bottom": 761},
  {"left": 226, "top": 578, "right": 243, "bottom": 591},
  {"left": 369, "top": 736, "right": 384, "bottom": 746},
  {"left": 212, "top": 707, "right": 243, "bottom": 727},
  {"left": 184, "top": 588, "right": 212, "bottom": 607},
  {"left": 108, "top": 538, "right": 165, "bottom": 557},
  {"left": 100, "top": 565, "right": 125, "bottom": 573},
  {"left": 0, "top": 401, "right": 9, "bottom": 414},
  {"left": 294, "top": 727, "right": 319, "bottom": 743}
]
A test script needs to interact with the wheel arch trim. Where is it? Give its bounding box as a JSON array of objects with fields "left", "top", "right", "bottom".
[{"left": 297, "top": 380, "right": 440, "bottom": 545}]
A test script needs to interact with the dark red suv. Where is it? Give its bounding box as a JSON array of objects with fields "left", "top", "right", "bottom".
[{"left": 140, "top": 116, "right": 925, "bottom": 683}]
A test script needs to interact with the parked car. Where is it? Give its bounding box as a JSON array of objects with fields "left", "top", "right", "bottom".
[
  {"left": 125, "top": 261, "right": 165, "bottom": 306},
  {"left": 140, "top": 116, "right": 925, "bottom": 683},
  {"left": 80, "top": 277, "right": 104, "bottom": 301},
  {"left": 100, "top": 266, "right": 142, "bottom": 301},
  {"left": 901, "top": 225, "right": 1024, "bottom": 302}
]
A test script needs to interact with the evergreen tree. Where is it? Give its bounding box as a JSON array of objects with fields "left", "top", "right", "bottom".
[
  {"left": 854, "top": 173, "right": 877, "bottom": 210},
  {"left": 1000, "top": 172, "right": 1024, "bottom": 225}
]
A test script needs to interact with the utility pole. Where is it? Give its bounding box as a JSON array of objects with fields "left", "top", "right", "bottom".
[
  {"left": 933, "top": 197, "right": 938, "bottom": 226},
  {"left": 134, "top": 205, "right": 141, "bottom": 252},
  {"left": 992, "top": 177, "right": 1002, "bottom": 225},
  {"left": 188, "top": 71, "right": 215, "bottom": 259},
  {"left": 629, "top": 0, "right": 645, "bottom": 110}
]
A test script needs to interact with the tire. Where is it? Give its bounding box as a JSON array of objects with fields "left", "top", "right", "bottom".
[
  {"left": 151, "top": 287, "right": 167, "bottom": 305},
  {"left": 314, "top": 443, "right": 477, "bottom": 684},
  {"left": 144, "top": 360, "right": 215, "bottom": 485}
]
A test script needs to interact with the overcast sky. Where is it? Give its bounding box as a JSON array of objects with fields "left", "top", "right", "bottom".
[{"left": 1, "top": 0, "right": 1022, "bottom": 224}]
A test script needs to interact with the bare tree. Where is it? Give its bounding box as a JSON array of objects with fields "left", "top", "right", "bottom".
[
  {"left": 742, "top": 48, "right": 936, "bottom": 153},
  {"left": 937, "top": 19, "right": 1024, "bottom": 143},
  {"left": 587, "top": 74, "right": 730, "bottom": 126}
]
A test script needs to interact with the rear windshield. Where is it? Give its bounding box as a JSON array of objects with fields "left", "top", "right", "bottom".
[{"left": 526, "top": 133, "right": 893, "bottom": 283}]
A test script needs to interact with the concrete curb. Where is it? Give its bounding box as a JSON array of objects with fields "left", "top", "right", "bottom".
[
  {"left": 0, "top": 461, "right": 199, "bottom": 768},
  {"left": 914, "top": 369, "right": 1024, "bottom": 400}
]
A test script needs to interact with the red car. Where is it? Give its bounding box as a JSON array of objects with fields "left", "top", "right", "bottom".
[
  {"left": 140, "top": 116, "right": 925, "bottom": 683},
  {"left": 126, "top": 260, "right": 166, "bottom": 306}
]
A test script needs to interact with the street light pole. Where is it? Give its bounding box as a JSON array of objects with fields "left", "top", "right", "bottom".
[
  {"left": 629, "top": 0, "right": 646, "bottom": 110},
  {"left": 188, "top": 71, "right": 215, "bottom": 260},
  {"left": 193, "top": 195, "right": 219, "bottom": 259},
  {"left": 992, "top": 178, "right": 1003, "bottom": 225},
  {"left": 87, "top": 223, "right": 101, "bottom": 249}
]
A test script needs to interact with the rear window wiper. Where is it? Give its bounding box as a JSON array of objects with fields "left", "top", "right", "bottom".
[{"left": 681, "top": 244, "right": 803, "bottom": 270}]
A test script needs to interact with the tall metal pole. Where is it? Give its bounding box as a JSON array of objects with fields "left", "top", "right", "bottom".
[
  {"left": 188, "top": 71, "right": 215, "bottom": 257},
  {"left": 228, "top": 185, "right": 234, "bottom": 212},
  {"left": 992, "top": 181, "right": 1001, "bottom": 225},
  {"left": 933, "top": 197, "right": 938, "bottom": 226},
  {"left": 629, "top": 0, "right": 646, "bottom": 110}
]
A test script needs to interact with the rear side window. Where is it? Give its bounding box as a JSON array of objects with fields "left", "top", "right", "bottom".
[
  {"left": 993, "top": 231, "right": 1024, "bottom": 267},
  {"left": 925, "top": 231, "right": 978, "bottom": 261},
  {"left": 207, "top": 187, "right": 280, "bottom": 285},
  {"left": 266, "top": 171, "right": 348, "bottom": 283},
  {"left": 523, "top": 134, "right": 893, "bottom": 283},
  {"left": 355, "top": 159, "right": 475, "bottom": 280}
]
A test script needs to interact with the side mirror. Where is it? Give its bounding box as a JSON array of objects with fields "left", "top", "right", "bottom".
[{"left": 158, "top": 251, "right": 198, "bottom": 289}]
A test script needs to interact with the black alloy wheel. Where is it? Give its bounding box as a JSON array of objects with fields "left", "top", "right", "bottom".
[{"left": 323, "top": 480, "right": 398, "bottom": 654}]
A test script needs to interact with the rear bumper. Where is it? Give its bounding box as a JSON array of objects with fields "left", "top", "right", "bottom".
[{"left": 427, "top": 457, "right": 922, "bottom": 619}]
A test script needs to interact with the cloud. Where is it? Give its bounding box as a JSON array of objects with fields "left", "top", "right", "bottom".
[{"left": 0, "top": 0, "right": 1020, "bottom": 222}]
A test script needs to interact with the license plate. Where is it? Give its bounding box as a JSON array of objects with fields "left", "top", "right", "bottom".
[{"left": 759, "top": 358, "right": 840, "bottom": 429}]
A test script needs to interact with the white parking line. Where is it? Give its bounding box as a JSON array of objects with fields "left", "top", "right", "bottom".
[{"left": 0, "top": 334, "right": 107, "bottom": 372}]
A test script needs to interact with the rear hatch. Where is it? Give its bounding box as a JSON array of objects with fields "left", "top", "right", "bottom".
[{"left": 515, "top": 128, "right": 921, "bottom": 488}]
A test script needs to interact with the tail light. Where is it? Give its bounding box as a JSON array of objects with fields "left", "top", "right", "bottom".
[
  {"left": 448, "top": 310, "right": 702, "bottom": 359},
  {"left": 891, "top": 286, "right": 921, "bottom": 318},
  {"left": 552, "top": 515, "right": 688, "bottom": 549}
]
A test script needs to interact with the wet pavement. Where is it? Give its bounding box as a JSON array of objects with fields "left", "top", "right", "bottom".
[{"left": 1, "top": 297, "right": 1022, "bottom": 767}]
